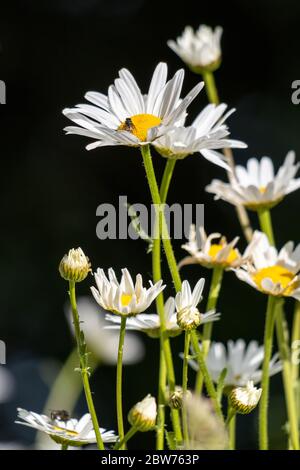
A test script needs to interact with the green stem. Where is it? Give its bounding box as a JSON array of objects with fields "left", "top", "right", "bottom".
[
  {"left": 291, "top": 301, "right": 300, "bottom": 448},
  {"left": 182, "top": 331, "right": 191, "bottom": 445},
  {"left": 275, "top": 305, "right": 299, "bottom": 450},
  {"left": 153, "top": 207, "right": 167, "bottom": 449},
  {"left": 143, "top": 146, "right": 182, "bottom": 442},
  {"left": 259, "top": 295, "right": 278, "bottom": 450},
  {"left": 182, "top": 332, "right": 191, "bottom": 395},
  {"left": 152, "top": 157, "right": 182, "bottom": 445},
  {"left": 141, "top": 145, "right": 182, "bottom": 293},
  {"left": 225, "top": 407, "right": 236, "bottom": 426},
  {"left": 161, "top": 221, "right": 182, "bottom": 291},
  {"left": 116, "top": 316, "right": 127, "bottom": 450},
  {"left": 191, "top": 333, "right": 224, "bottom": 422},
  {"left": 226, "top": 398, "right": 236, "bottom": 450},
  {"left": 228, "top": 409, "right": 236, "bottom": 450},
  {"left": 68, "top": 281, "right": 104, "bottom": 450},
  {"left": 202, "top": 70, "right": 219, "bottom": 104},
  {"left": 160, "top": 159, "right": 177, "bottom": 203},
  {"left": 114, "top": 426, "right": 137, "bottom": 450},
  {"left": 141, "top": 145, "right": 220, "bottom": 419},
  {"left": 196, "top": 267, "right": 224, "bottom": 393},
  {"left": 257, "top": 209, "right": 275, "bottom": 245},
  {"left": 291, "top": 301, "right": 300, "bottom": 384},
  {"left": 258, "top": 208, "right": 299, "bottom": 449},
  {"left": 205, "top": 267, "right": 224, "bottom": 312},
  {"left": 61, "top": 443, "right": 68, "bottom": 450},
  {"left": 156, "top": 348, "right": 166, "bottom": 450},
  {"left": 36, "top": 348, "right": 90, "bottom": 447}
]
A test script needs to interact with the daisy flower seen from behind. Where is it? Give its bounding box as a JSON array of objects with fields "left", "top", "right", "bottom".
[
  {"left": 187, "top": 339, "right": 281, "bottom": 387},
  {"left": 152, "top": 103, "right": 247, "bottom": 170},
  {"left": 91, "top": 267, "right": 165, "bottom": 317},
  {"left": 105, "top": 297, "right": 180, "bottom": 338},
  {"left": 206, "top": 151, "right": 300, "bottom": 210},
  {"left": 63, "top": 62, "right": 203, "bottom": 149},
  {"left": 104, "top": 296, "right": 219, "bottom": 338}
]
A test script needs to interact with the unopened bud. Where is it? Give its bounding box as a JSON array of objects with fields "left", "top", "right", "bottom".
[
  {"left": 128, "top": 394, "right": 157, "bottom": 432},
  {"left": 169, "top": 389, "right": 192, "bottom": 409},
  {"left": 229, "top": 381, "right": 262, "bottom": 415},
  {"left": 59, "top": 248, "right": 91, "bottom": 283}
]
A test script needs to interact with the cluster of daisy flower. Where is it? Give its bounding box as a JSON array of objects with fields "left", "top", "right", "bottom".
[{"left": 15, "top": 23, "right": 300, "bottom": 452}]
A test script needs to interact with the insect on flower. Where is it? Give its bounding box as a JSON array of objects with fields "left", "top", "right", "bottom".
[
  {"left": 120, "top": 117, "right": 136, "bottom": 133},
  {"left": 50, "top": 410, "right": 70, "bottom": 423}
]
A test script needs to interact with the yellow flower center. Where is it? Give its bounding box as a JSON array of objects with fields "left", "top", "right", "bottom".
[
  {"left": 121, "top": 293, "right": 133, "bottom": 306},
  {"left": 53, "top": 426, "right": 78, "bottom": 437},
  {"left": 259, "top": 186, "right": 267, "bottom": 194},
  {"left": 208, "top": 244, "right": 239, "bottom": 265},
  {"left": 118, "top": 114, "right": 162, "bottom": 141},
  {"left": 252, "top": 265, "right": 296, "bottom": 294}
]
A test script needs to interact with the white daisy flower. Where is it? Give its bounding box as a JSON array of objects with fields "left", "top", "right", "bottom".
[
  {"left": 178, "top": 224, "right": 256, "bottom": 270},
  {"left": 206, "top": 151, "right": 300, "bottom": 210},
  {"left": 63, "top": 62, "right": 203, "bottom": 149},
  {"left": 175, "top": 278, "right": 220, "bottom": 330},
  {"left": 152, "top": 103, "right": 246, "bottom": 170},
  {"left": 91, "top": 267, "right": 165, "bottom": 317},
  {"left": 66, "top": 296, "right": 145, "bottom": 364},
  {"left": 168, "top": 25, "right": 223, "bottom": 71},
  {"left": 187, "top": 339, "right": 282, "bottom": 387},
  {"left": 15, "top": 409, "right": 117, "bottom": 447},
  {"left": 235, "top": 231, "right": 300, "bottom": 299},
  {"left": 104, "top": 296, "right": 218, "bottom": 338}
]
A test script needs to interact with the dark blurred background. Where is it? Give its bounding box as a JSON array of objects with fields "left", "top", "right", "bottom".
[{"left": 0, "top": 0, "right": 299, "bottom": 449}]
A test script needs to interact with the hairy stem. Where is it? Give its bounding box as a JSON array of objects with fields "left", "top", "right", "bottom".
[
  {"left": 116, "top": 316, "right": 127, "bottom": 450},
  {"left": 182, "top": 330, "right": 191, "bottom": 445},
  {"left": 259, "top": 295, "right": 277, "bottom": 450},
  {"left": 69, "top": 281, "right": 104, "bottom": 450},
  {"left": 196, "top": 266, "right": 224, "bottom": 393}
]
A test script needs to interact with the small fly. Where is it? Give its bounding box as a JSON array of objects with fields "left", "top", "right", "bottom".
[
  {"left": 50, "top": 410, "right": 70, "bottom": 422},
  {"left": 123, "top": 117, "right": 136, "bottom": 132}
]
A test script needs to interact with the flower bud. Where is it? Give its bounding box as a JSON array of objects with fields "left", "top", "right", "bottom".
[
  {"left": 168, "top": 389, "right": 192, "bottom": 410},
  {"left": 59, "top": 248, "right": 91, "bottom": 283},
  {"left": 177, "top": 306, "right": 201, "bottom": 331},
  {"left": 229, "top": 381, "right": 262, "bottom": 415},
  {"left": 128, "top": 394, "right": 157, "bottom": 432},
  {"left": 169, "top": 390, "right": 184, "bottom": 409}
]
